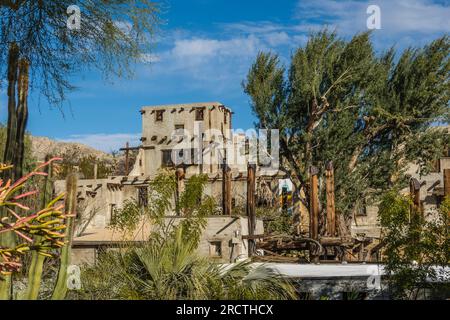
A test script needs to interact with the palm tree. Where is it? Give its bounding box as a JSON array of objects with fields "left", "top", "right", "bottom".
[{"left": 75, "top": 226, "right": 297, "bottom": 300}]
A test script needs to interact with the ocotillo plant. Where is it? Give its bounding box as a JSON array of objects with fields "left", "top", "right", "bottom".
[
  {"left": 0, "top": 158, "right": 70, "bottom": 300},
  {"left": 51, "top": 172, "right": 78, "bottom": 300}
]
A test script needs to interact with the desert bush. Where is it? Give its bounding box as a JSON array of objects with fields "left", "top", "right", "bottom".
[{"left": 379, "top": 192, "right": 450, "bottom": 299}]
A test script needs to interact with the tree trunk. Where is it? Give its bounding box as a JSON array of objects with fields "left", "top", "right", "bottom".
[
  {"left": 13, "top": 58, "right": 30, "bottom": 179},
  {"left": 0, "top": 43, "right": 20, "bottom": 300},
  {"left": 3, "top": 43, "right": 19, "bottom": 179}
]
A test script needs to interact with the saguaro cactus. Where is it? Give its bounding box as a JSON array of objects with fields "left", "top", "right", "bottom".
[{"left": 51, "top": 173, "right": 78, "bottom": 300}]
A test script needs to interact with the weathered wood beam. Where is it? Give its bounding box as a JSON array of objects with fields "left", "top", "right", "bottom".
[
  {"left": 309, "top": 166, "right": 320, "bottom": 263},
  {"left": 444, "top": 169, "right": 450, "bottom": 198},
  {"left": 125, "top": 142, "right": 129, "bottom": 175},
  {"left": 410, "top": 178, "right": 421, "bottom": 214},
  {"left": 309, "top": 166, "right": 319, "bottom": 240},
  {"left": 325, "top": 161, "right": 336, "bottom": 236},
  {"left": 222, "top": 158, "right": 232, "bottom": 215},
  {"left": 247, "top": 163, "right": 256, "bottom": 256},
  {"left": 175, "top": 168, "right": 184, "bottom": 216}
]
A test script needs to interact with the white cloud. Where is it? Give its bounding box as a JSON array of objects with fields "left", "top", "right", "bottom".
[
  {"left": 170, "top": 35, "right": 261, "bottom": 59},
  {"left": 140, "top": 53, "right": 160, "bottom": 63},
  {"left": 126, "top": 0, "right": 449, "bottom": 100},
  {"left": 295, "top": 0, "right": 450, "bottom": 36},
  {"left": 221, "top": 21, "right": 286, "bottom": 34},
  {"left": 144, "top": 34, "right": 267, "bottom": 87},
  {"left": 264, "top": 32, "right": 291, "bottom": 46},
  {"left": 58, "top": 133, "right": 140, "bottom": 153}
]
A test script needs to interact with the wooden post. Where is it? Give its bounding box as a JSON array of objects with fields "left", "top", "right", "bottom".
[
  {"left": 247, "top": 163, "right": 256, "bottom": 256},
  {"left": 358, "top": 242, "right": 365, "bottom": 262},
  {"left": 309, "top": 166, "right": 319, "bottom": 240},
  {"left": 222, "top": 158, "right": 232, "bottom": 215},
  {"left": 409, "top": 178, "right": 421, "bottom": 246},
  {"left": 444, "top": 169, "right": 450, "bottom": 198},
  {"left": 93, "top": 162, "right": 98, "bottom": 180},
  {"left": 325, "top": 161, "right": 336, "bottom": 236},
  {"left": 410, "top": 178, "right": 421, "bottom": 214},
  {"left": 124, "top": 141, "right": 129, "bottom": 175},
  {"left": 309, "top": 166, "right": 320, "bottom": 263},
  {"left": 175, "top": 168, "right": 185, "bottom": 216}
]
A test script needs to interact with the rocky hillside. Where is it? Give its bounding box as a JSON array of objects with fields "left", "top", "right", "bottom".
[{"left": 30, "top": 136, "right": 114, "bottom": 161}]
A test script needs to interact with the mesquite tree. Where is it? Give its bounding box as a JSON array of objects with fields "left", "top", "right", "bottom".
[
  {"left": 243, "top": 31, "right": 449, "bottom": 231},
  {"left": 0, "top": 0, "right": 160, "bottom": 299},
  {"left": 0, "top": 0, "right": 160, "bottom": 181}
]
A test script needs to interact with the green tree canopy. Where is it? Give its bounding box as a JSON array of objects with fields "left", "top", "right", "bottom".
[
  {"left": 243, "top": 31, "right": 449, "bottom": 225},
  {"left": 0, "top": 0, "right": 160, "bottom": 106}
]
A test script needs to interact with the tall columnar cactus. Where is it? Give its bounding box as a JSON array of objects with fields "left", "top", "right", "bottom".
[
  {"left": 0, "top": 159, "right": 68, "bottom": 300},
  {"left": 24, "top": 155, "right": 53, "bottom": 299},
  {"left": 51, "top": 172, "right": 78, "bottom": 300}
]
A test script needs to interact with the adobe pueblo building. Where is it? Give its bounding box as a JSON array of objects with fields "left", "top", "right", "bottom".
[
  {"left": 56, "top": 101, "right": 450, "bottom": 267},
  {"left": 57, "top": 102, "right": 287, "bottom": 265}
]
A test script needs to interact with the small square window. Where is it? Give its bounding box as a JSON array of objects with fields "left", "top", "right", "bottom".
[
  {"left": 195, "top": 109, "right": 204, "bottom": 121},
  {"left": 162, "top": 149, "right": 174, "bottom": 167},
  {"left": 137, "top": 187, "right": 148, "bottom": 207},
  {"left": 110, "top": 204, "right": 117, "bottom": 222},
  {"left": 431, "top": 159, "right": 440, "bottom": 172},
  {"left": 155, "top": 110, "right": 164, "bottom": 121},
  {"left": 209, "top": 241, "right": 222, "bottom": 257}
]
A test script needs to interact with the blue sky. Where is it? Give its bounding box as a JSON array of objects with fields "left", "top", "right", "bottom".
[{"left": 0, "top": 0, "right": 449, "bottom": 152}]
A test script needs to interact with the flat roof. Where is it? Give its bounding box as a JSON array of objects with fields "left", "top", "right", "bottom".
[
  {"left": 266, "top": 263, "right": 385, "bottom": 279},
  {"left": 141, "top": 102, "right": 232, "bottom": 113}
]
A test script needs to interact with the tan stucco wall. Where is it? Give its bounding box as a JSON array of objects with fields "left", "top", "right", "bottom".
[{"left": 71, "top": 216, "right": 264, "bottom": 265}]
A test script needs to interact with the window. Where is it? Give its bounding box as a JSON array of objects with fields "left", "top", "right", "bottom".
[
  {"left": 224, "top": 112, "right": 227, "bottom": 124},
  {"left": 155, "top": 110, "right": 164, "bottom": 122},
  {"left": 195, "top": 108, "right": 204, "bottom": 121},
  {"left": 175, "top": 124, "right": 184, "bottom": 131},
  {"left": 355, "top": 199, "right": 367, "bottom": 216},
  {"left": 110, "top": 204, "right": 117, "bottom": 222},
  {"left": 209, "top": 241, "right": 222, "bottom": 257},
  {"left": 137, "top": 186, "right": 148, "bottom": 207},
  {"left": 162, "top": 149, "right": 174, "bottom": 167},
  {"left": 431, "top": 159, "right": 441, "bottom": 172}
]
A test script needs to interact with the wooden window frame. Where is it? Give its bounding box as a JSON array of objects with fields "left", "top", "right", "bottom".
[
  {"left": 195, "top": 108, "right": 204, "bottom": 121},
  {"left": 155, "top": 110, "right": 164, "bottom": 122},
  {"left": 161, "top": 149, "right": 174, "bottom": 167}
]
